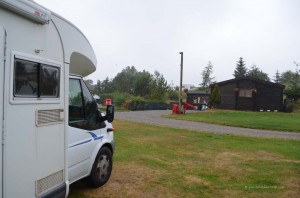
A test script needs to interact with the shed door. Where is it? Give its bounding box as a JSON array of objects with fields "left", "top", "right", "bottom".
[{"left": 0, "top": 25, "right": 5, "bottom": 198}]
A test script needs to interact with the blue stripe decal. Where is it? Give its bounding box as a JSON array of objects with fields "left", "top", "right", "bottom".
[
  {"left": 88, "top": 132, "right": 97, "bottom": 139},
  {"left": 68, "top": 132, "right": 104, "bottom": 148},
  {"left": 69, "top": 139, "right": 92, "bottom": 148},
  {"left": 88, "top": 132, "right": 103, "bottom": 141},
  {"left": 94, "top": 136, "right": 104, "bottom": 140}
]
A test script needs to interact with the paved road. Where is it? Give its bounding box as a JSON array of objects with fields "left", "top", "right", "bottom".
[{"left": 115, "top": 110, "right": 300, "bottom": 140}]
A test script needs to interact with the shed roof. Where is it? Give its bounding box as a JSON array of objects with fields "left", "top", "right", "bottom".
[
  {"left": 187, "top": 90, "right": 210, "bottom": 95},
  {"left": 210, "top": 77, "right": 285, "bottom": 89}
]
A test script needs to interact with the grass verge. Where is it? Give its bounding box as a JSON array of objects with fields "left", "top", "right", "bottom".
[
  {"left": 69, "top": 120, "right": 300, "bottom": 198},
  {"left": 165, "top": 110, "right": 300, "bottom": 132}
]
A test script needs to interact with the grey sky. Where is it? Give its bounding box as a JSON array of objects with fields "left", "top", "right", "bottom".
[{"left": 36, "top": 0, "right": 300, "bottom": 86}]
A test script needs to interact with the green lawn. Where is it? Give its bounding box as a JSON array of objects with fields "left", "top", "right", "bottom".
[
  {"left": 165, "top": 110, "right": 300, "bottom": 132},
  {"left": 69, "top": 120, "right": 300, "bottom": 198}
]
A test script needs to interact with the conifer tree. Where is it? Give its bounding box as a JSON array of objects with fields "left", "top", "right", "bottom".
[
  {"left": 233, "top": 57, "right": 247, "bottom": 78},
  {"left": 200, "top": 61, "right": 214, "bottom": 88},
  {"left": 273, "top": 70, "right": 280, "bottom": 83}
]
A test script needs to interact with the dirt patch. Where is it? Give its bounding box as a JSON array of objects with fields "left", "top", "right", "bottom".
[
  {"left": 185, "top": 175, "right": 210, "bottom": 187},
  {"left": 279, "top": 176, "right": 300, "bottom": 198},
  {"left": 132, "top": 136, "right": 163, "bottom": 143},
  {"left": 214, "top": 151, "right": 300, "bottom": 166},
  {"left": 212, "top": 152, "right": 246, "bottom": 182},
  {"left": 256, "top": 151, "right": 300, "bottom": 163},
  {"left": 70, "top": 163, "right": 178, "bottom": 198}
]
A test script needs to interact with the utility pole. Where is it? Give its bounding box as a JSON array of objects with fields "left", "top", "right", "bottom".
[{"left": 179, "top": 52, "right": 183, "bottom": 113}]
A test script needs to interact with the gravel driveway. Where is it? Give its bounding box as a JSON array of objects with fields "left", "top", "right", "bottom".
[{"left": 115, "top": 110, "right": 300, "bottom": 140}]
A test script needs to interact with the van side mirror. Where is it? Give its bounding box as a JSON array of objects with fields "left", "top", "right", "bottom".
[{"left": 106, "top": 105, "right": 114, "bottom": 123}]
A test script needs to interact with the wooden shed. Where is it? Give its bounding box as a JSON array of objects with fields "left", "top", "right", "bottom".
[
  {"left": 186, "top": 90, "right": 210, "bottom": 109},
  {"left": 211, "top": 77, "right": 285, "bottom": 111}
]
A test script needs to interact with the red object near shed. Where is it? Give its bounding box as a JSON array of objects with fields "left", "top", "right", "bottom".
[{"left": 105, "top": 98, "right": 112, "bottom": 106}]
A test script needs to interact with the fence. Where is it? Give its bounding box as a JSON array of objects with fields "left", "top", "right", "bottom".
[{"left": 128, "top": 102, "right": 171, "bottom": 111}]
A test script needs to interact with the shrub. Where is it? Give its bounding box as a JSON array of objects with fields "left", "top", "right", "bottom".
[
  {"left": 284, "top": 102, "right": 294, "bottom": 113},
  {"left": 101, "top": 92, "right": 131, "bottom": 107}
]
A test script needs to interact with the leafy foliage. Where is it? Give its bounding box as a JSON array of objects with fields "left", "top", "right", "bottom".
[
  {"left": 93, "top": 77, "right": 114, "bottom": 95},
  {"left": 279, "top": 70, "right": 300, "bottom": 85},
  {"left": 90, "top": 66, "right": 171, "bottom": 105},
  {"left": 101, "top": 92, "right": 131, "bottom": 107},
  {"left": 279, "top": 63, "right": 300, "bottom": 100},
  {"left": 284, "top": 85, "right": 300, "bottom": 101},
  {"left": 130, "top": 96, "right": 147, "bottom": 103},
  {"left": 133, "top": 70, "right": 152, "bottom": 97},
  {"left": 209, "top": 85, "right": 221, "bottom": 108},
  {"left": 167, "top": 88, "right": 179, "bottom": 101},
  {"left": 247, "top": 65, "right": 270, "bottom": 81},
  {"left": 149, "top": 71, "right": 169, "bottom": 101},
  {"left": 112, "top": 66, "right": 138, "bottom": 95}
]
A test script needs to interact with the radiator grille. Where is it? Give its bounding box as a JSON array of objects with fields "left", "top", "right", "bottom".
[
  {"left": 36, "top": 170, "right": 64, "bottom": 196},
  {"left": 36, "top": 109, "right": 63, "bottom": 126}
]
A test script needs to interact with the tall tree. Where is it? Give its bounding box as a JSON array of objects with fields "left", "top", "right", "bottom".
[
  {"left": 247, "top": 65, "right": 270, "bottom": 81},
  {"left": 282, "top": 62, "right": 300, "bottom": 100},
  {"left": 150, "top": 71, "right": 169, "bottom": 101},
  {"left": 233, "top": 57, "right": 247, "bottom": 78},
  {"left": 133, "top": 70, "right": 152, "bottom": 97},
  {"left": 101, "top": 77, "right": 114, "bottom": 94},
  {"left": 112, "top": 66, "right": 138, "bottom": 95},
  {"left": 93, "top": 80, "right": 102, "bottom": 95},
  {"left": 279, "top": 70, "right": 300, "bottom": 86},
  {"left": 294, "top": 61, "right": 300, "bottom": 85},
  {"left": 200, "top": 61, "right": 214, "bottom": 88},
  {"left": 273, "top": 70, "right": 280, "bottom": 83}
]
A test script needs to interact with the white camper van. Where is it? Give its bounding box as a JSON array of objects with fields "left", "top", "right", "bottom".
[{"left": 0, "top": 0, "right": 115, "bottom": 197}]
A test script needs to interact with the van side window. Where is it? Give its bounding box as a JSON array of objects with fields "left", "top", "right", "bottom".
[
  {"left": 14, "top": 59, "right": 60, "bottom": 98},
  {"left": 69, "top": 79, "right": 84, "bottom": 122},
  {"left": 81, "top": 80, "right": 100, "bottom": 129},
  {"left": 14, "top": 60, "right": 38, "bottom": 97},
  {"left": 69, "top": 78, "right": 104, "bottom": 130},
  {"left": 40, "top": 65, "right": 60, "bottom": 97}
]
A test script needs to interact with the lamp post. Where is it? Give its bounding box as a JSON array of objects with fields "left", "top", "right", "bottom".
[{"left": 179, "top": 52, "right": 183, "bottom": 113}]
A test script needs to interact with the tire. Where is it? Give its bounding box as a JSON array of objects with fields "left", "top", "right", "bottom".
[{"left": 88, "top": 147, "right": 113, "bottom": 188}]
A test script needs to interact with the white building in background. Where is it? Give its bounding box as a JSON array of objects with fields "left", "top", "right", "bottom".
[{"left": 182, "top": 84, "right": 196, "bottom": 91}]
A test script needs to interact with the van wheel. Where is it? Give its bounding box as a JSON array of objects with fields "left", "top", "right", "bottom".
[{"left": 89, "top": 147, "right": 113, "bottom": 188}]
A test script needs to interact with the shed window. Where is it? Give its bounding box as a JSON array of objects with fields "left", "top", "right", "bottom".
[
  {"left": 239, "top": 89, "right": 252, "bottom": 98},
  {"left": 14, "top": 59, "right": 60, "bottom": 98}
]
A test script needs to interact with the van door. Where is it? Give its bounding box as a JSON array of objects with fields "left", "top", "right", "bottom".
[
  {"left": 68, "top": 77, "right": 105, "bottom": 183},
  {"left": 0, "top": 25, "right": 5, "bottom": 198},
  {"left": 4, "top": 54, "right": 66, "bottom": 197}
]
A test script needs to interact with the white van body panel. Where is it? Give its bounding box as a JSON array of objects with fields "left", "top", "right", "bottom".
[
  {"left": 0, "top": 5, "right": 67, "bottom": 196},
  {"left": 51, "top": 15, "right": 97, "bottom": 77},
  {"left": 68, "top": 125, "right": 108, "bottom": 184},
  {"left": 0, "top": 25, "right": 5, "bottom": 198},
  {"left": 67, "top": 75, "right": 114, "bottom": 185},
  {"left": 68, "top": 122, "right": 114, "bottom": 185},
  {"left": 0, "top": 0, "right": 104, "bottom": 197}
]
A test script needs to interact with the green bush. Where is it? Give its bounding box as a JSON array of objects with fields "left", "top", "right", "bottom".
[
  {"left": 284, "top": 102, "right": 294, "bottom": 113},
  {"left": 295, "top": 103, "right": 300, "bottom": 113},
  {"left": 101, "top": 92, "right": 131, "bottom": 107},
  {"left": 130, "top": 96, "right": 147, "bottom": 103}
]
